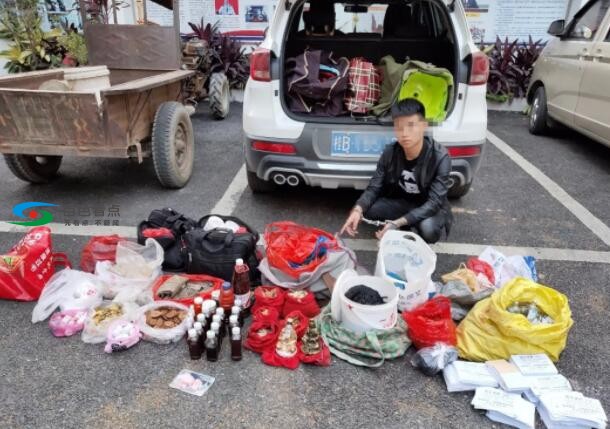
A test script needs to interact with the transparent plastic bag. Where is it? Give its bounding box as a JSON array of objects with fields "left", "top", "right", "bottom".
[
  {"left": 136, "top": 301, "right": 193, "bottom": 344},
  {"left": 410, "top": 343, "right": 459, "bottom": 376},
  {"left": 81, "top": 300, "right": 139, "bottom": 344},
  {"left": 95, "top": 239, "right": 163, "bottom": 299},
  {"left": 31, "top": 269, "right": 104, "bottom": 323}
]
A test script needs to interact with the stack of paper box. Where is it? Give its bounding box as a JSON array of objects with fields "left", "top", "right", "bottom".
[
  {"left": 442, "top": 361, "right": 499, "bottom": 392},
  {"left": 538, "top": 391, "right": 607, "bottom": 429},
  {"left": 471, "top": 386, "right": 536, "bottom": 429}
]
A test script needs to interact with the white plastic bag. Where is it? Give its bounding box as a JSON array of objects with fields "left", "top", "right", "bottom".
[
  {"left": 95, "top": 239, "right": 163, "bottom": 299},
  {"left": 81, "top": 300, "right": 140, "bottom": 344},
  {"left": 32, "top": 269, "right": 104, "bottom": 323},
  {"left": 374, "top": 231, "right": 436, "bottom": 311},
  {"left": 136, "top": 301, "right": 193, "bottom": 344},
  {"left": 479, "top": 247, "right": 536, "bottom": 288}
]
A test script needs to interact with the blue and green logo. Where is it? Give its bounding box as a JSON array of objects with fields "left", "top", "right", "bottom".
[{"left": 8, "top": 202, "right": 57, "bottom": 226}]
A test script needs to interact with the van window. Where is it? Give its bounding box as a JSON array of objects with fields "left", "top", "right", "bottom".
[{"left": 567, "top": 0, "right": 610, "bottom": 40}]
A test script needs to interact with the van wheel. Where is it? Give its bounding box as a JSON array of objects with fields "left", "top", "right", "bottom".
[
  {"left": 247, "top": 170, "right": 275, "bottom": 193},
  {"left": 4, "top": 154, "right": 62, "bottom": 183},
  {"left": 529, "top": 87, "right": 549, "bottom": 135},
  {"left": 448, "top": 182, "right": 472, "bottom": 199}
]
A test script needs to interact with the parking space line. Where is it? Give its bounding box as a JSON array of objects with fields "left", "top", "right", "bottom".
[
  {"left": 210, "top": 164, "right": 248, "bottom": 215},
  {"left": 487, "top": 130, "right": 610, "bottom": 247},
  {"left": 1, "top": 221, "right": 608, "bottom": 264}
]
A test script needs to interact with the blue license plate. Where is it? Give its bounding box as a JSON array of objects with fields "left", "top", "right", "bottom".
[{"left": 331, "top": 132, "right": 396, "bottom": 157}]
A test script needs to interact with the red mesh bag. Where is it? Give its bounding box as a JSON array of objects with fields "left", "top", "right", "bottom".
[
  {"left": 252, "top": 286, "right": 285, "bottom": 313},
  {"left": 402, "top": 296, "right": 457, "bottom": 349},
  {"left": 244, "top": 321, "right": 279, "bottom": 354},
  {"left": 252, "top": 306, "right": 280, "bottom": 325},
  {"left": 279, "top": 311, "right": 309, "bottom": 339},
  {"left": 466, "top": 257, "right": 495, "bottom": 284},
  {"left": 261, "top": 346, "right": 301, "bottom": 370},
  {"left": 282, "top": 289, "right": 320, "bottom": 318},
  {"left": 80, "top": 235, "right": 126, "bottom": 273},
  {"left": 264, "top": 222, "right": 338, "bottom": 279},
  {"left": 141, "top": 227, "right": 174, "bottom": 240},
  {"left": 298, "top": 340, "right": 332, "bottom": 367}
]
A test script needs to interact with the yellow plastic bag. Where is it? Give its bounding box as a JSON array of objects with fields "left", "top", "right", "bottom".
[{"left": 456, "top": 277, "right": 573, "bottom": 362}]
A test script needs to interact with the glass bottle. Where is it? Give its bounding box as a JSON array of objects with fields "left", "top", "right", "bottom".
[
  {"left": 229, "top": 314, "right": 239, "bottom": 331},
  {"left": 231, "top": 327, "right": 242, "bottom": 361},
  {"left": 187, "top": 328, "right": 202, "bottom": 360},
  {"left": 211, "top": 321, "right": 222, "bottom": 350},
  {"left": 205, "top": 330, "right": 218, "bottom": 362},
  {"left": 193, "top": 296, "right": 203, "bottom": 316},
  {"left": 231, "top": 305, "right": 243, "bottom": 327},
  {"left": 194, "top": 321, "right": 204, "bottom": 348}
]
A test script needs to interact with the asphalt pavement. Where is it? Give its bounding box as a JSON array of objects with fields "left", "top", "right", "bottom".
[{"left": 0, "top": 105, "right": 608, "bottom": 429}]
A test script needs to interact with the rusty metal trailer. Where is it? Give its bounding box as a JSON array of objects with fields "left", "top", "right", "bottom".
[{"left": 0, "top": 0, "right": 197, "bottom": 188}]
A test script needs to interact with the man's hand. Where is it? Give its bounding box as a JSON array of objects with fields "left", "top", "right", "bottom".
[
  {"left": 375, "top": 222, "right": 398, "bottom": 239},
  {"left": 340, "top": 207, "right": 362, "bottom": 237}
]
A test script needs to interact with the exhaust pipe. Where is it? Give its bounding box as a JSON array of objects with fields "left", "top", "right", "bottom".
[
  {"left": 449, "top": 172, "right": 466, "bottom": 188},
  {"left": 273, "top": 173, "right": 287, "bottom": 185},
  {"left": 286, "top": 175, "right": 300, "bottom": 187}
]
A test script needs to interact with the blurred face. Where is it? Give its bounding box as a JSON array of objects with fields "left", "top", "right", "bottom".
[{"left": 393, "top": 114, "right": 428, "bottom": 154}]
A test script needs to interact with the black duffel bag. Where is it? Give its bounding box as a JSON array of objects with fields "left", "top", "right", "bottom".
[
  {"left": 137, "top": 208, "right": 198, "bottom": 271},
  {"left": 183, "top": 215, "right": 260, "bottom": 283}
]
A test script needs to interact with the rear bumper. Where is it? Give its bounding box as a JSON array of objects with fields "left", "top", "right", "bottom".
[{"left": 244, "top": 137, "right": 485, "bottom": 191}]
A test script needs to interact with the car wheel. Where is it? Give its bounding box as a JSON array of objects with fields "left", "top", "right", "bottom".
[
  {"left": 529, "top": 87, "right": 549, "bottom": 135},
  {"left": 247, "top": 170, "right": 275, "bottom": 193}
]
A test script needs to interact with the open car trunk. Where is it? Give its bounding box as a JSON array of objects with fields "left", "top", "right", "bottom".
[{"left": 280, "top": 0, "right": 461, "bottom": 124}]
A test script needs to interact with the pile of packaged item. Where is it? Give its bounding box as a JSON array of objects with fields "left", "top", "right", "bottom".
[
  {"left": 0, "top": 212, "right": 607, "bottom": 426},
  {"left": 286, "top": 51, "right": 454, "bottom": 122}
]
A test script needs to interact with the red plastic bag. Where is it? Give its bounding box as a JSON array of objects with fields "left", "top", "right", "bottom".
[
  {"left": 466, "top": 257, "right": 495, "bottom": 285},
  {"left": 402, "top": 296, "right": 457, "bottom": 349},
  {"left": 282, "top": 289, "right": 320, "bottom": 318},
  {"left": 279, "top": 310, "right": 309, "bottom": 338},
  {"left": 252, "top": 306, "right": 280, "bottom": 324},
  {"left": 244, "top": 321, "right": 280, "bottom": 354},
  {"left": 0, "top": 227, "right": 71, "bottom": 301},
  {"left": 151, "top": 274, "right": 223, "bottom": 306},
  {"left": 261, "top": 346, "right": 301, "bottom": 370},
  {"left": 80, "top": 235, "right": 126, "bottom": 273},
  {"left": 252, "top": 286, "right": 285, "bottom": 313},
  {"left": 298, "top": 340, "right": 332, "bottom": 366},
  {"left": 264, "top": 222, "right": 338, "bottom": 279}
]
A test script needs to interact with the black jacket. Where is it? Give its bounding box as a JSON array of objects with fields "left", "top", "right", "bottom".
[{"left": 356, "top": 137, "right": 453, "bottom": 231}]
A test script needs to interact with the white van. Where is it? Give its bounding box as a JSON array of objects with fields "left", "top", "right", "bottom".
[{"left": 243, "top": 0, "right": 489, "bottom": 197}]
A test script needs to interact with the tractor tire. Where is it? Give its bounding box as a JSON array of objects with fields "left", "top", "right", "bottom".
[
  {"left": 151, "top": 102, "right": 195, "bottom": 188},
  {"left": 209, "top": 72, "right": 230, "bottom": 120},
  {"left": 4, "top": 154, "right": 62, "bottom": 184}
]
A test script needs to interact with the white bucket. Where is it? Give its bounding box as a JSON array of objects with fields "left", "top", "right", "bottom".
[
  {"left": 374, "top": 231, "right": 437, "bottom": 311},
  {"left": 63, "top": 66, "right": 111, "bottom": 92},
  {"left": 330, "top": 269, "right": 398, "bottom": 333}
]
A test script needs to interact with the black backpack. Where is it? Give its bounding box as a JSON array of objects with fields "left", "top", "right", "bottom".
[
  {"left": 137, "top": 208, "right": 197, "bottom": 271},
  {"left": 183, "top": 215, "right": 260, "bottom": 283}
]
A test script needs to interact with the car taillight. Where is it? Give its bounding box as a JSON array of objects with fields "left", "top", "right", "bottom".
[
  {"left": 252, "top": 141, "right": 296, "bottom": 154},
  {"left": 447, "top": 146, "right": 481, "bottom": 158},
  {"left": 250, "top": 48, "right": 271, "bottom": 82},
  {"left": 469, "top": 51, "right": 489, "bottom": 85}
]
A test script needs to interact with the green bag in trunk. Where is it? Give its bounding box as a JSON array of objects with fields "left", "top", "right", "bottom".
[{"left": 319, "top": 305, "right": 411, "bottom": 367}]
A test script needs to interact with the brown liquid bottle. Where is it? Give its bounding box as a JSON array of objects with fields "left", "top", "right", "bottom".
[
  {"left": 205, "top": 330, "right": 219, "bottom": 362},
  {"left": 187, "top": 328, "right": 202, "bottom": 360},
  {"left": 231, "top": 327, "right": 242, "bottom": 361},
  {"left": 232, "top": 259, "right": 251, "bottom": 310}
]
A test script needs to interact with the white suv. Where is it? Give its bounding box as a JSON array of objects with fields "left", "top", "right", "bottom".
[{"left": 243, "top": 0, "right": 489, "bottom": 198}]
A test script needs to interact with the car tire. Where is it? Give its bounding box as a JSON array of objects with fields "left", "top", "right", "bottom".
[
  {"left": 4, "top": 154, "right": 62, "bottom": 183},
  {"left": 247, "top": 170, "right": 275, "bottom": 193},
  {"left": 151, "top": 101, "right": 195, "bottom": 188},
  {"left": 448, "top": 181, "right": 472, "bottom": 199},
  {"left": 529, "top": 87, "right": 550, "bottom": 135}
]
